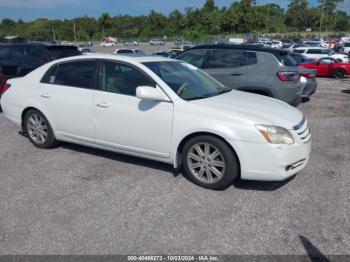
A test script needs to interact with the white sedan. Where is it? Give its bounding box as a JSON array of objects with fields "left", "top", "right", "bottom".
[
  {"left": 294, "top": 47, "right": 349, "bottom": 63},
  {"left": 100, "top": 42, "right": 116, "bottom": 47},
  {"left": 0, "top": 55, "right": 311, "bottom": 190}
]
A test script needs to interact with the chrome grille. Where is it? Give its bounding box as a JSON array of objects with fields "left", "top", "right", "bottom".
[{"left": 293, "top": 117, "right": 311, "bottom": 143}]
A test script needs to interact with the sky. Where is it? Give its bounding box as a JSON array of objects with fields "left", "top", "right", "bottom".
[{"left": 0, "top": 0, "right": 349, "bottom": 21}]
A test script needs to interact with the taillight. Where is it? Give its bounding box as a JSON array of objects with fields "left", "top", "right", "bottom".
[
  {"left": 301, "top": 73, "right": 314, "bottom": 79},
  {"left": 276, "top": 71, "right": 299, "bottom": 81},
  {"left": 0, "top": 81, "right": 11, "bottom": 95}
]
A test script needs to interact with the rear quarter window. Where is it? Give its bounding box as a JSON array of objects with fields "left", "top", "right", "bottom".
[{"left": 41, "top": 65, "right": 58, "bottom": 84}]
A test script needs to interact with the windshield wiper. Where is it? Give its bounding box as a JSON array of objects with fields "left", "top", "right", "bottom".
[
  {"left": 216, "top": 88, "right": 233, "bottom": 95},
  {"left": 185, "top": 94, "right": 213, "bottom": 101},
  {"left": 185, "top": 88, "right": 233, "bottom": 101}
]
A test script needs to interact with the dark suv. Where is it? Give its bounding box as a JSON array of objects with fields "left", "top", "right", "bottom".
[
  {"left": 0, "top": 43, "right": 81, "bottom": 79},
  {"left": 175, "top": 44, "right": 317, "bottom": 106}
]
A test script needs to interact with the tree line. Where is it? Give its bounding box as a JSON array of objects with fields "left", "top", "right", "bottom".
[{"left": 0, "top": 0, "right": 348, "bottom": 41}]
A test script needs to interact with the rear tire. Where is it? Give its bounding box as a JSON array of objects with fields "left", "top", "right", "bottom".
[
  {"left": 181, "top": 135, "right": 239, "bottom": 190},
  {"left": 334, "top": 69, "right": 345, "bottom": 79},
  {"left": 24, "top": 109, "right": 58, "bottom": 148}
]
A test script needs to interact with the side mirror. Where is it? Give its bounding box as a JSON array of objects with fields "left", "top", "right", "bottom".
[{"left": 136, "top": 86, "right": 170, "bottom": 102}]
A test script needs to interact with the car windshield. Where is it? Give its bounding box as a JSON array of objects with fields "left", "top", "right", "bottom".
[{"left": 143, "top": 61, "right": 231, "bottom": 100}]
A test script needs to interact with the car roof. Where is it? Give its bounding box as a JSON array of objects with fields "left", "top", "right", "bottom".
[
  {"left": 185, "top": 44, "right": 289, "bottom": 55},
  {"left": 295, "top": 47, "right": 329, "bottom": 49},
  {"left": 0, "top": 43, "right": 77, "bottom": 48},
  {"left": 51, "top": 53, "right": 173, "bottom": 64}
]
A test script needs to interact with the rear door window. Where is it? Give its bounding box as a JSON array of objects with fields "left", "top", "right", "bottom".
[
  {"left": 245, "top": 52, "right": 257, "bottom": 65},
  {"left": 54, "top": 60, "right": 97, "bottom": 89},
  {"left": 206, "top": 50, "right": 246, "bottom": 68}
]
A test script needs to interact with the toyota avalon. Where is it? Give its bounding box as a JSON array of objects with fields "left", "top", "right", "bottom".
[{"left": 0, "top": 55, "right": 311, "bottom": 190}]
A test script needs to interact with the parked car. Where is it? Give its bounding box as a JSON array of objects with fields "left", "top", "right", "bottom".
[
  {"left": 294, "top": 47, "right": 349, "bottom": 63},
  {"left": 300, "top": 57, "right": 350, "bottom": 78},
  {"left": 174, "top": 44, "right": 316, "bottom": 105},
  {"left": 114, "top": 49, "right": 145, "bottom": 55},
  {"left": 257, "top": 40, "right": 272, "bottom": 47},
  {"left": 0, "top": 43, "right": 81, "bottom": 80},
  {"left": 286, "top": 52, "right": 317, "bottom": 97},
  {"left": 168, "top": 47, "right": 183, "bottom": 55},
  {"left": 79, "top": 42, "right": 93, "bottom": 47},
  {"left": 0, "top": 55, "right": 311, "bottom": 190},
  {"left": 149, "top": 39, "right": 165, "bottom": 46},
  {"left": 174, "top": 39, "right": 184, "bottom": 46},
  {"left": 302, "top": 41, "right": 321, "bottom": 47},
  {"left": 281, "top": 39, "right": 293, "bottom": 48},
  {"left": 289, "top": 53, "right": 315, "bottom": 64},
  {"left": 124, "top": 40, "right": 139, "bottom": 46},
  {"left": 271, "top": 40, "right": 283, "bottom": 49},
  {"left": 100, "top": 42, "right": 116, "bottom": 47},
  {"left": 152, "top": 51, "right": 173, "bottom": 57},
  {"left": 284, "top": 44, "right": 308, "bottom": 51},
  {"left": 339, "top": 42, "right": 350, "bottom": 56},
  {"left": 78, "top": 47, "right": 91, "bottom": 53}
]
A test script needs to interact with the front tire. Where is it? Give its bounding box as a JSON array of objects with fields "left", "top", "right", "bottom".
[
  {"left": 24, "top": 109, "right": 58, "bottom": 148},
  {"left": 182, "top": 135, "right": 239, "bottom": 190}
]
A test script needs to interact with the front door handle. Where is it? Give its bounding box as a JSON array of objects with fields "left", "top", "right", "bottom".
[
  {"left": 40, "top": 93, "right": 51, "bottom": 98},
  {"left": 97, "top": 102, "right": 110, "bottom": 108},
  {"left": 231, "top": 73, "right": 244, "bottom": 76}
]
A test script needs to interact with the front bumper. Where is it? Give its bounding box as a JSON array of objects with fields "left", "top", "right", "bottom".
[{"left": 228, "top": 139, "right": 312, "bottom": 181}]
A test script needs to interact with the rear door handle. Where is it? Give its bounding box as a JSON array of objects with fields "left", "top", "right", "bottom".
[
  {"left": 231, "top": 73, "right": 244, "bottom": 76},
  {"left": 97, "top": 102, "right": 110, "bottom": 108},
  {"left": 40, "top": 93, "right": 51, "bottom": 98}
]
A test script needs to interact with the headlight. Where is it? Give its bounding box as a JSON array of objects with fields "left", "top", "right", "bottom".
[{"left": 256, "top": 125, "right": 295, "bottom": 144}]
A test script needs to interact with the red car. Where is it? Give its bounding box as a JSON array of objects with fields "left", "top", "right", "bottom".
[{"left": 300, "top": 57, "right": 350, "bottom": 78}]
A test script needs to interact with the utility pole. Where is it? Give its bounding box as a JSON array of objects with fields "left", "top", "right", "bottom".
[
  {"left": 73, "top": 21, "right": 77, "bottom": 42},
  {"left": 52, "top": 25, "right": 56, "bottom": 41},
  {"left": 334, "top": 10, "right": 338, "bottom": 32},
  {"left": 319, "top": 5, "right": 324, "bottom": 38},
  {"left": 266, "top": 5, "right": 270, "bottom": 33}
]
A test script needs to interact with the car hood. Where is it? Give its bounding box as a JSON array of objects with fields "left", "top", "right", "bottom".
[{"left": 189, "top": 90, "right": 304, "bottom": 130}]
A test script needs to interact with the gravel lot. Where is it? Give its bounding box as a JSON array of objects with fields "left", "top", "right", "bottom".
[{"left": 0, "top": 77, "right": 349, "bottom": 256}]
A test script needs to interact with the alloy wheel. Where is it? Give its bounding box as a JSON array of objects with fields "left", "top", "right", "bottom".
[
  {"left": 26, "top": 113, "right": 48, "bottom": 144},
  {"left": 187, "top": 142, "right": 225, "bottom": 184}
]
